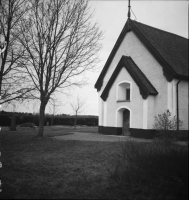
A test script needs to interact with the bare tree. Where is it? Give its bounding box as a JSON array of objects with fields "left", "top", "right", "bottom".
[
  {"left": 0, "top": 0, "right": 34, "bottom": 105},
  {"left": 70, "top": 96, "right": 87, "bottom": 129},
  {"left": 48, "top": 98, "right": 63, "bottom": 126},
  {"left": 18, "top": 0, "right": 102, "bottom": 137}
]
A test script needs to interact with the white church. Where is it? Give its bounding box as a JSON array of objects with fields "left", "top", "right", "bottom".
[{"left": 95, "top": 13, "right": 188, "bottom": 138}]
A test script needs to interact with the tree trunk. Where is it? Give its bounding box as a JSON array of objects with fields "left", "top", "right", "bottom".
[
  {"left": 0, "top": 75, "right": 2, "bottom": 97},
  {"left": 37, "top": 101, "right": 46, "bottom": 137},
  {"left": 0, "top": 56, "right": 3, "bottom": 96},
  {"left": 10, "top": 116, "right": 16, "bottom": 131}
]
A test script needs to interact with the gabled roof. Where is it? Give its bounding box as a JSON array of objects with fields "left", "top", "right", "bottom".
[
  {"left": 101, "top": 56, "right": 158, "bottom": 101},
  {"left": 95, "top": 19, "right": 188, "bottom": 91}
]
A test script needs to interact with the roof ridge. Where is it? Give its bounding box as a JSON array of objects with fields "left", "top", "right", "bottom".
[{"left": 131, "top": 19, "right": 188, "bottom": 40}]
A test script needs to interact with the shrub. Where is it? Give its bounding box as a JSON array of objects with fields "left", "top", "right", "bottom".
[
  {"left": 109, "top": 140, "right": 188, "bottom": 200},
  {"left": 19, "top": 122, "right": 36, "bottom": 129},
  {"left": 153, "top": 110, "right": 183, "bottom": 145}
]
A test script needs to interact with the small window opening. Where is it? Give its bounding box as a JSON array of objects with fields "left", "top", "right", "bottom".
[
  {"left": 126, "top": 88, "right": 130, "bottom": 100},
  {"left": 117, "top": 82, "right": 131, "bottom": 102}
]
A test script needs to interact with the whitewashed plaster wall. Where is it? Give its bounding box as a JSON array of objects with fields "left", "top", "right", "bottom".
[
  {"left": 105, "top": 67, "right": 144, "bottom": 129},
  {"left": 98, "top": 95, "right": 103, "bottom": 126},
  {"left": 166, "top": 79, "right": 188, "bottom": 130},
  {"left": 98, "top": 31, "right": 188, "bottom": 130},
  {"left": 146, "top": 96, "right": 155, "bottom": 129},
  {"left": 178, "top": 80, "right": 188, "bottom": 130},
  {"left": 102, "top": 31, "right": 169, "bottom": 107}
]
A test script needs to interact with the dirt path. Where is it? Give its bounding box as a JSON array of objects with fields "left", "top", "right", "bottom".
[{"left": 53, "top": 132, "right": 151, "bottom": 142}]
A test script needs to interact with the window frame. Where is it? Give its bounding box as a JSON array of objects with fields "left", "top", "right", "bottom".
[{"left": 116, "top": 81, "right": 132, "bottom": 102}]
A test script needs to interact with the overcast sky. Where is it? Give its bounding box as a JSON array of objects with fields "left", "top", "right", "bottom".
[{"left": 2, "top": 1, "right": 188, "bottom": 115}]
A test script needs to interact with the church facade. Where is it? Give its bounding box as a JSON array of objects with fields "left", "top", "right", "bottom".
[{"left": 95, "top": 19, "right": 188, "bottom": 138}]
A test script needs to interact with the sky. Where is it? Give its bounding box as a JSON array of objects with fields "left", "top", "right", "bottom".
[{"left": 1, "top": 0, "right": 188, "bottom": 115}]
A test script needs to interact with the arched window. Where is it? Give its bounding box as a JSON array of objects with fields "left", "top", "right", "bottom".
[{"left": 117, "top": 81, "right": 131, "bottom": 102}]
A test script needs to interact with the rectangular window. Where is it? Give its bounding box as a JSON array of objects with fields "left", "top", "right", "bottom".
[{"left": 126, "top": 88, "right": 130, "bottom": 100}]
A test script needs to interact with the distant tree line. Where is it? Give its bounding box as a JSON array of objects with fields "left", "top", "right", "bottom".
[{"left": 0, "top": 111, "right": 98, "bottom": 127}]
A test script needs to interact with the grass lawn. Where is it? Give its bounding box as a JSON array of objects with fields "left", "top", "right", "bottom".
[
  {"left": 0, "top": 126, "right": 188, "bottom": 199},
  {"left": 0, "top": 126, "right": 123, "bottom": 199}
]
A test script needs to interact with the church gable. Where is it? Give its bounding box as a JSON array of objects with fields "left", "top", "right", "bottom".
[
  {"left": 95, "top": 19, "right": 188, "bottom": 92},
  {"left": 101, "top": 56, "right": 158, "bottom": 101},
  {"left": 96, "top": 4, "right": 188, "bottom": 135}
]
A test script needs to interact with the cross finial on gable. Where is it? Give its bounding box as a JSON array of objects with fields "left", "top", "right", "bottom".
[{"left": 128, "top": 0, "right": 131, "bottom": 19}]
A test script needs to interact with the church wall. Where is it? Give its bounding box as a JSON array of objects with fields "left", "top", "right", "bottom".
[
  {"left": 98, "top": 31, "right": 188, "bottom": 133},
  {"left": 105, "top": 67, "right": 144, "bottom": 129},
  {"left": 178, "top": 79, "right": 188, "bottom": 130},
  {"left": 147, "top": 96, "right": 155, "bottom": 129}
]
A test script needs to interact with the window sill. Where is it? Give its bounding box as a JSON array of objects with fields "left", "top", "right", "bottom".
[{"left": 117, "top": 100, "right": 130, "bottom": 102}]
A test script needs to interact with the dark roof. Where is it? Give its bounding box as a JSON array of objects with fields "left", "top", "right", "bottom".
[
  {"left": 95, "top": 19, "right": 188, "bottom": 91},
  {"left": 101, "top": 56, "right": 158, "bottom": 101},
  {"left": 131, "top": 20, "right": 188, "bottom": 79}
]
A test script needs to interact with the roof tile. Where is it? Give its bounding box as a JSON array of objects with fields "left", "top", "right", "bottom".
[
  {"left": 132, "top": 20, "right": 188, "bottom": 78},
  {"left": 95, "top": 19, "right": 188, "bottom": 91}
]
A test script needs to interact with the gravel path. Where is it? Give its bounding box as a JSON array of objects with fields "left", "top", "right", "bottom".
[{"left": 53, "top": 132, "right": 151, "bottom": 142}]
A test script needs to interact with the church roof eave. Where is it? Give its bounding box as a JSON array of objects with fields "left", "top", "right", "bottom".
[
  {"left": 95, "top": 19, "right": 188, "bottom": 92},
  {"left": 100, "top": 56, "right": 158, "bottom": 101}
]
